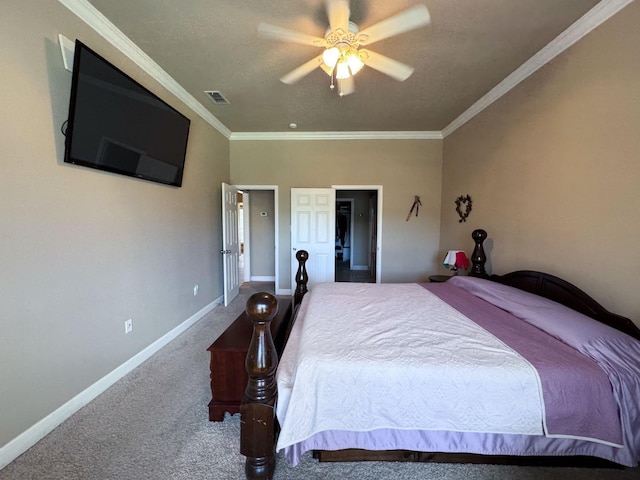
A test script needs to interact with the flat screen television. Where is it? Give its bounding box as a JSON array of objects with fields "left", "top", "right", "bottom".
[{"left": 64, "top": 40, "right": 190, "bottom": 187}]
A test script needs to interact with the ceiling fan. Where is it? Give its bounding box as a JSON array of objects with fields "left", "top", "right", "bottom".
[{"left": 258, "top": 0, "right": 431, "bottom": 96}]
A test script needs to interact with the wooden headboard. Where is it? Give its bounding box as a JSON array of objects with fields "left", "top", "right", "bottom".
[{"left": 491, "top": 270, "right": 640, "bottom": 341}]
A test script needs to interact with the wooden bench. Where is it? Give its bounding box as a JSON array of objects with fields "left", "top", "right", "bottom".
[{"left": 207, "top": 297, "right": 292, "bottom": 421}]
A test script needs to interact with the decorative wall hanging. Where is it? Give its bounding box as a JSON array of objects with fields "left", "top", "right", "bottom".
[
  {"left": 406, "top": 195, "right": 422, "bottom": 221},
  {"left": 455, "top": 194, "right": 472, "bottom": 223}
]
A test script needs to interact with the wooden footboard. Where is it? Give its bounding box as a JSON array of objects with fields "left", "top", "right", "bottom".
[{"left": 240, "top": 251, "right": 309, "bottom": 480}]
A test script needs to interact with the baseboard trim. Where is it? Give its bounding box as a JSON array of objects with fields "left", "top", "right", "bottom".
[
  {"left": 0, "top": 296, "right": 222, "bottom": 470},
  {"left": 250, "top": 276, "right": 276, "bottom": 282}
]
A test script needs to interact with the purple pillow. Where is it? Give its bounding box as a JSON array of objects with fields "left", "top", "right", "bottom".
[{"left": 447, "top": 276, "right": 637, "bottom": 351}]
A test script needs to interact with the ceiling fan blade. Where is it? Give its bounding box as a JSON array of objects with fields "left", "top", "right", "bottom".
[
  {"left": 258, "top": 23, "right": 326, "bottom": 47},
  {"left": 359, "top": 49, "right": 415, "bottom": 81},
  {"left": 337, "top": 76, "right": 355, "bottom": 96},
  {"left": 325, "top": 0, "right": 350, "bottom": 33},
  {"left": 280, "top": 54, "right": 325, "bottom": 84},
  {"left": 357, "top": 4, "right": 430, "bottom": 46}
]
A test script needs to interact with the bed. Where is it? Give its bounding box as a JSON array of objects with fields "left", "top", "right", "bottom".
[{"left": 239, "top": 246, "right": 640, "bottom": 480}]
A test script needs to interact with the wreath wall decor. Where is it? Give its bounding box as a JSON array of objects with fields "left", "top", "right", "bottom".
[{"left": 455, "top": 194, "right": 472, "bottom": 223}]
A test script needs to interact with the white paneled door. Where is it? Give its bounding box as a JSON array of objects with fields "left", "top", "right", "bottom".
[
  {"left": 222, "top": 183, "right": 240, "bottom": 306},
  {"left": 291, "top": 188, "right": 336, "bottom": 288}
]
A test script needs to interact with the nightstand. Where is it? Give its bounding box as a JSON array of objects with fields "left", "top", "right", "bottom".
[{"left": 428, "top": 275, "right": 451, "bottom": 283}]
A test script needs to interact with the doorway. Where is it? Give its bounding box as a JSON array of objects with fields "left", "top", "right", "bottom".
[
  {"left": 290, "top": 186, "right": 382, "bottom": 289},
  {"left": 233, "top": 185, "right": 279, "bottom": 293},
  {"left": 335, "top": 189, "right": 379, "bottom": 283}
]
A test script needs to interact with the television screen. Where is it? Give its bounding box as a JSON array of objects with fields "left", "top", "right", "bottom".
[{"left": 64, "top": 41, "right": 190, "bottom": 187}]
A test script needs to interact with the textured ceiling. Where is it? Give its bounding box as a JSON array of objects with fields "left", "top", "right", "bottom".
[{"left": 86, "top": 0, "right": 602, "bottom": 134}]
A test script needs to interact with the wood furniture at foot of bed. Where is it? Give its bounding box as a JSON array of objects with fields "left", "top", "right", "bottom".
[
  {"left": 207, "top": 298, "right": 292, "bottom": 421},
  {"left": 239, "top": 240, "right": 640, "bottom": 480}
]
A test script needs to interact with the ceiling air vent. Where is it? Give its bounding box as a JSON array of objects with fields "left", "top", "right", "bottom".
[{"left": 204, "top": 90, "right": 229, "bottom": 105}]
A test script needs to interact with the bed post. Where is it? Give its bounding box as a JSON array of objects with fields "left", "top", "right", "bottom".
[
  {"left": 470, "top": 229, "right": 488, "bottom": 277},
  {"left": 293, "top": 250, "right": 309, "bottom": 306},
  {"left": 240, "top": 292, "right": 279, "bottom": 480}
]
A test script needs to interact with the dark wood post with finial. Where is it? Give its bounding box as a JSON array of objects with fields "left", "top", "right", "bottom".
[
  {"left": 240, "top": 292, "right": 279, "bottom": 480},
  {"left": 294, "top": 250, "right": 309, "bottom": 306},
  {"left": 470, "top": 229, "right": 488, "bottom": 277},
  {"left": 240, "top": 251, "right": 309, "bottom": 479}
]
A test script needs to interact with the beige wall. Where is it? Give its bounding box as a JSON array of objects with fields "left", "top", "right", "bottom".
[
  {"left": 440, "top": 3, "right": 640, "bottom": 324},
  {"left": 230, "top": 139, "right": 443, "bottom": 289},
  {"left": 0, "top": 1, "right": 229, "bottom": 449}
]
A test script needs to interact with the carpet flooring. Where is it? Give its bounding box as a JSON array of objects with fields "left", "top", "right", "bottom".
[{"left": 1, "top": 282, "right": 638, "bottom": 480}]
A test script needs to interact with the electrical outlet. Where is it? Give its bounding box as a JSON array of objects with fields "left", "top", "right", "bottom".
[
  {"left": 125, "top": 318, "right": 133, "bottom": 334},
  {"left": 193, "top": 284, "right": 199, "bottom": 296}
]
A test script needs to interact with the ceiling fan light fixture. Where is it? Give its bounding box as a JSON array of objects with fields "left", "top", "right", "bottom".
[
  {"left": 346, "top": 51, "right": 364, "bottom": 75},
  {"left": 326, "top": 45, "right": 363, "bottom": 80},
  {"left": 322, "top": 47, "right": 340, "bottom": 69},
  {"left": 320, "top": 62, "right": 334, "bottom": 76},
  {"left": 335, "top": 60, "right": 351, "bottom": 80},
  {"left": 259, "top": 2, "right": 431, "bottom": 94}
]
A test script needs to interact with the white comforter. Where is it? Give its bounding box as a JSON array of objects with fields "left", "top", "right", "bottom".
[{"left": 275, "top": 283, "right": 546, "bottom": 452}]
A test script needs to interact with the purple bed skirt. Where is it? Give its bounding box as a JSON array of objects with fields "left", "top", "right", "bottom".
[{"left": 282, "top": 427, "right": 636, "bottom": 467}]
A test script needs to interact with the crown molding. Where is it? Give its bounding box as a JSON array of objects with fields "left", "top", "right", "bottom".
[
  {"left": 229, "top": 131, "right": 443, "bottom": 141},
  {"left": 58, "top": 0, "right": 630, "bottom": 143},
  {"left": 441, "top": 0, "right": 633, "bottom": 138},
  {"left": 57, "top": 0, "right": 232, "bottom": 139}
]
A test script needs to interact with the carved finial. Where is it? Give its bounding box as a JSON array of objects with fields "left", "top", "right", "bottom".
[
  {"left": 245, "top": 292, "right": 278, "bottom": 324},
  {"left": 296, "top": 250, "right": 309, "bottom": 263},
  {"left": 294, "top": 250, "right": 309, "bottom": 306},
  {"left": 472, "top": 228, "right": 487, "bottom": 242},
  {"left": 470, "top": 229, "right": 488, "bottom": 277}
]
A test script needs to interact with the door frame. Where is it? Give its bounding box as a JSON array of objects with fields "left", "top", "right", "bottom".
[
  {"left": 333, "top": 185, "right": 383, "bottom": 283},
  {"left": 240, "top": 191, "right": 251, "bottom": 284},
  {"left": 234, "top": 185, "right": 280, "bottom": 293}
]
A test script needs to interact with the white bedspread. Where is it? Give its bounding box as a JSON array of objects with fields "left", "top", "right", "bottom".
[{"left": 275, "top": 283, "right": 546, "bottom": 452}]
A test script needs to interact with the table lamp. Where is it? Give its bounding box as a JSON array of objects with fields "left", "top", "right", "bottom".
[{"left": 443, "top": 250, "right": 470, "bottom": 275}]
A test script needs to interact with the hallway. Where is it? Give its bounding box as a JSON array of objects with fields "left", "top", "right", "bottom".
[{"left": 335, "top": 260, "right": 375, "bottom": 283}]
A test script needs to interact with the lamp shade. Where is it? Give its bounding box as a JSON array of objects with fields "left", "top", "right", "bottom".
[
  {"left": 335, "top": 60, "right": 351, "bottom": 79},
  {"left": 443, "top": 250, "right": 469, "bottom": 271},
  {"left": 322, "top": 47, "right": 340, "bottom": 69}
]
